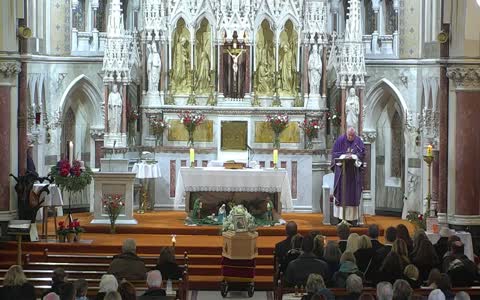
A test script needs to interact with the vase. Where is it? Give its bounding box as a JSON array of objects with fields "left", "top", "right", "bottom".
[
  {"left": 58, "top": 235, "right": 66, "bottom": 243},
  {"left": 74, "top": 233, "right": 82, "bottom": 242},
  {"left": 110, "top": 223, "right": 116, "bottom": 234},
  {"left": 155, "top": 134, "right": 163, "bottom": 147},
  {"left": 187, "top": 130, "right": 195, "bottom": 148},
  {"left": 273, "top": 132, "right": 280, "bottom": 149},
  {"left": 305, "top": 138, "right": 313, "bottom": 149},
  {"left": 66, "top": 233, "right": 75, "bottom": 243},
  {"left": 128, "top": 122, "right": 136, "bottom": 146}
]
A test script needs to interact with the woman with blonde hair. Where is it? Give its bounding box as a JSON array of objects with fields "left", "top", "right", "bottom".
[
  {"left": 345, "top": 233, "right": 360, "bottom": 254},
  {"left": 403, "top": 264, "right": 421, "bottom": 288},
  {"left": 354, "top": 235, "right": 374, "bottom": 273},
  {"left": 313, "top": 234, "right": 326, "bottom": 259},
  {"left": 0, "top": 265, "right": 35, "bottom": 300}
]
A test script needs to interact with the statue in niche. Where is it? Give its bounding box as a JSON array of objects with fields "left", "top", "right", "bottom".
[
  {"left": 147, "top": 40, "right": 161, "bottom": 94},
  {"left": 308, "top": 44, "right": 322, "bottom": 96},
  {"left": 255, "top": 20, "right": 275, "bottom": 96},
  {"left": 171, "top": 19, "right": 191, "bottom": 94},
  {"left": 195, "top": 22, "right": 211, "bottom": 94},
  {"left": 223, "top": 32, "right": 246, "bottom": 98},
  {"left": 346, "top": 87, "right": 360, "bottom": 132},
  {"left": 279, "top": 21, "right": 297, "bottom": 96},
  {"left": 108, "top": 84, "right": 122, "bottom": 134}
]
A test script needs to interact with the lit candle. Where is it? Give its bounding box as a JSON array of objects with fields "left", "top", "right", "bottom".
[
  {"left": 427, "top": 144, "right": 432, "bottom": 157},
  {"left": 171, "top": 234, "right": 176, "bottom": 247},
  {"left": 69, "top": 141, "right": 74, "bottom": 165},
  {"left": 190, "top": 148, "right": 195, "bottom": 167},
  {"left": 273, "top": 149, "right": 278, "bottom": 167}
]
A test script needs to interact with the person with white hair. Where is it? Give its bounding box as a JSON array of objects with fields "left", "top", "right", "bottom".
[
  {"left": 392, "top": 279, "right": 412, "bottom": 300},
  {"left": 139, "top": 270, "right": 166, "bottom": 300},
  {"left": 108, "top": 238, "right": 147, "bottom": 281},
  {"left": 103, "top": 291, "right": 122, "bottom": 300},
  {"left": 428, "top": 289, "right": 446, "bottom": 300},
  {"left": 454, "top": 291, "right": 471, "bottom": 300},
  {"left": 345, "top": 274, "right": 363, "bottom": 299},
  {"left": 376, "top": 281, "right": 393, "bottom": 300},
  {"left": 43, "top": 292, "right": 60, "bottom": 300},
  {"left": 95, "top": 274, "right": 118, "bottom": 300}
]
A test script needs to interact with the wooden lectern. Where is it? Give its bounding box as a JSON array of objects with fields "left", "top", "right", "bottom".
[{"left": 335, "top": 155, "right": 358, "bottom": 226}]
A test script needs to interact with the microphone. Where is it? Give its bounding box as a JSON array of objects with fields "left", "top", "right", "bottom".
[{"left": 112, "top": 140, "right": 116, "bottom": 157}]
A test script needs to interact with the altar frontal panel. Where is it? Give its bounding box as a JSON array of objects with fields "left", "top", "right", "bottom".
[
  {"left": 167, "top": 120, "right": 214, "bottom": 142},
  {"left": 254, "top": 121, "right": 300, "bottom": 143}
]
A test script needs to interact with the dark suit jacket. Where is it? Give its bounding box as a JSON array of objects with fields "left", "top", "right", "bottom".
[
  {"left": 108, "top": 252, "right": 147, "bottom": 281},
  {"left": 364, "top": 244, "right": 392, "bottom": 281},
  {"left": 285, "top": 252, "right": 330, "bottom": 286},
  {"left": 370, "top": 239, "right": 384, "bottom": 252},
  {"left": 434, "top": 237, "right": 449, "bottom": 259},
  {"left": 275, "top": 237, "right": 292, "bottom": 266},
  {"left": 138, "top": 288, "right": 167, "bottom": 300},
  {"left": 0, "top": 283, "right": 36, "bottom": 300},
  {"left": 354, "top": 248, "right": 375, "bottom": 273},
  {"left": 155, "top": 262, "right": 183, "bottom": 280}
]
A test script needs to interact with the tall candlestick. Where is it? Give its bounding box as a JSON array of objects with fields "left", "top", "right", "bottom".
[
  {"left": 273, "top": 149, "right": 278, "bottom": 168},
  {"left": 69, "top": 141, "right": 74, "bottom": 165},
  {"left": 190, "top": 148, "right": 195, "bottom": 168},
  {"left": 427, "top": 144, "right": 433, "bottom": 157}
]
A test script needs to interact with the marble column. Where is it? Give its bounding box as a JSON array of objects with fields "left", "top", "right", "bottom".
[
  {"left": 122, "top": 84, "right": 127, "bottom": 134},
  {"left": 340, "top": 87, "right": 346, "bottom": 135},
  {"left": 432, "top": 149, "right": 439, "bottom": 213},
  {"left": 446, "top": 66, "right": 480, "bottom": 224},
  {"left": 18, "top": 62, "right": 28, "bottom": 176},
  {"left": 361, "top": 131, "right": 376, "bottom": 215},
  {"left": 0, "top": 61, "right": 21, "bottom": 214},
  {"left": 438, "top": 46, "right": 449, "bottom": 225}
]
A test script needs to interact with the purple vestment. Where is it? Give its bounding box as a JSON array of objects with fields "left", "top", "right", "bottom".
[{"left": 330, "top": 134, "right": 365, "bottom": 208}]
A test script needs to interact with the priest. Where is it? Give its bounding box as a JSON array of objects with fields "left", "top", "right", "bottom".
[{"left": 331, "top": 127, "right": 365, "bottom": 225}]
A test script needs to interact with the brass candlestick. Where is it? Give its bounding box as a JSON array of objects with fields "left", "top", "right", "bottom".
[
  {"left": 423, "top": 155, "right": 434, "bottom": 216},
  {"left": 138, "top": 179, "right": 149, "bottom": 214}
]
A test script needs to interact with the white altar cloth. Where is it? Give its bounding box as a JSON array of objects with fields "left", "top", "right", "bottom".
[
  {"left": 174, "top": 167, "right": 293, "bottom": 211},
  {"left": 427, "top": 230, "right": 474, "bottom": 261},
  {"left": 132, "top": 161, "right": 161, "bottom": 179}
]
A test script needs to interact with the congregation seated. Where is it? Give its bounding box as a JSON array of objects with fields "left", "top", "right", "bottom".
[
  {"left": 118, "top": 280, "right": 137, "bottom": 300},
  {"left": 285, "top": 234, "right": 330, "bottom": 287},
  {"left": 410, "top": 229, "right": 428, "bottom": 259},
  {"left": 354, "top": 235, "right": 375, "bottom": 273},
  {"left": 442, "top": 241, "right": 477, "bottom": 287},
  {"left": 367, "top": 224, "right": 383, "bottom": 252},
  {"left": 392, "top": 279, "right": 413, "bottom": 300},
  {"left": 396, "top": 224, "right": 414, "bottom": 254},
  {"left": 58, "top": 282, "right": 76, "bottom": 300},
  {"left": 43, "top": 268, "right": 68, "bottom": 298},
  {"left": 301, "top": 273, "right": 334, "bottom": 300},
  {"left": 412, "top": 238, "right": 440, "bottom": 281},
  {"left": 424, "top": 268, "right": 442, "bottom": 289},
  {"left": 73, "top": 278, "right": 88, "bottom": 300},
  {"left": 434, "top": 228, "right": 455, "bottom": 259},
  {"left": 331, "top": 251, "right": 363, "bottom": 288},
  {"left": 336, "top": 223, "right": 350, "bottom": 253},
  {"left": 104, "top": 291, "right": 122, "bottom": 300},
  {"left": 274, "top": 221, "right": 298, "bottom": 272},
  {"left": 403, "top": 264, "right": 421, "bottom": 289},
  {"left": 139, "top": 270, "right": 167, "bottom": 300},
  {"left": 281, "top": 233, "right": 304, "bottom": 274},
  {"left": 108, "top": 238, "right": 147, "bottom": 281},
  {"left": 154, "top": 246, "right": 183, "bottom": 280},
  {"left": 340, "top": 274, "right": 363, "bottom": 300},
  {"left": 323, "top": 241, "right": 342, "bottom": 276},
  {"left": 437, "top": 273, "right": 455, "bottom": 299},
  {"left": 95, "top": 274, "right": 118, "bottom": 300},
  {"left": 312, "top": 234, "right": 326, "bottom": 260},
  {"left": 44, "top": 292, "right": 61, "bottom": 300},
  {"left": 0, "top": 265, "right": 36, "bottom": 300},
  {"left": 376, "top": 281, "right": 393, "bottom": 300}
]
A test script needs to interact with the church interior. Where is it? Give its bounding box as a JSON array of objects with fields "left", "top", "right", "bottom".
[{"left": 1, "top": 0, "right": 480, "bottom": 299}]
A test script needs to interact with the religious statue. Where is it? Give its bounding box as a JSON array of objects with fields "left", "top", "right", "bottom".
[
  {"left": 255, "top": 43, "right": 273, "bottom": 95},
  {"left": 265, "top": 196, "right": 274, "bottom": 221},
  {"left": 196, "top": 39, "right": 211, "bottom": 94},
  {"left": 217, "top": 204, "right": 226, "bottom": 223},
  {"left": 192, "top": 198, "right": 203, "bottom": 219},
  {"left": 108, "top": 84, "right": 122, "bottom": 134},
  {"left": 171, "top": 26, "right": 190, "bottom": 94},
  {"left": 147, "top": 41, "right": 161, "bottom": 95},
  {"left": 279, "top": 42, "right": 295, "bottom": 94},
  {"left": 227, "top": 48, "right": 245, "bottom": 78},
  {"left": 308, "top": 44, "right": 322, "bottom": 96},
  {"left": 331, "top": 127, "right": 365, "bottom": 225},
  {"left": 346, "top": 88, "right": 360, "bottom": 132},
  {"left": 224, "top": 43, "right": 246, "bottom": 98}
]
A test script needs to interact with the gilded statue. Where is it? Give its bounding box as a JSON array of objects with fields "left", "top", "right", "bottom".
[
  {"left": 195, "top": 21, "right": 211, "bottom": 94},
  {"left": 171, "top": 20, "right": 190, "bottom": 94},
  {"left": 255, "top": 20, "right": 275, "bottom": 96},
  {"left": 279, "top": 21, "right": 297, "bottom": 96}
]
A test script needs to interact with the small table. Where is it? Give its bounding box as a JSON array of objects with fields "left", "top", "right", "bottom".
[
  {"left": 132, "top": 161, "right": 161, "bottom": 212},
  {"left": 427, "top": 230, "right": 474, "bottom": 261},
  {"left": 33, "top": 183, "right": 63, "bottom": 239}
]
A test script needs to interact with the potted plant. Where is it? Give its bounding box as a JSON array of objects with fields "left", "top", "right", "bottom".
[
  {"left": 299, "top": 118, "right": 323, "bottom": 149},
  {"left": 57, "top": 221, "right": 69, "bottom": 242},
  {"left": 266, "top": 113, "right": 289, "bottom": 149},
  {"left": 406, "top": 211, "right": 426, "bottom": 230},
  {"left": 72, "top": 219, "right": 85, "bottom": 242},
  {"left": 102, "top": 193, "right": 125, "bottom": 234},
  {"left": 66, "top": 222, "right": 76, "bottom": 242},
  {"left": 178, "top": 111, "right": 206, "bottom": 147}
]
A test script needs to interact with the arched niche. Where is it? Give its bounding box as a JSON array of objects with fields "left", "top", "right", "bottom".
[
  {"left": 195, "top": 18, "right": 212, "bottom": 95},
  {"left": 255, "top": 19, "right": 275, "bottom": 96},
  {"left": 278, "top": 19, "right": 298, "bottom": 97},
  {"left": 171, "top": 18, "right": 191, "bottom": 95}
]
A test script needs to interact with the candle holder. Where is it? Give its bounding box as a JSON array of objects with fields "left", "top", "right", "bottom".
[
  {"left": 423, "top": 155, "right": 434, "bottom": 216},
  {"left": 189, "top": 148, "right": 195, "bottom": 168}
]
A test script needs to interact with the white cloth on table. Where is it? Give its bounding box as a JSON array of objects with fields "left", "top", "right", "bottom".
[
  {"left": 33, "top": 183, "right": 64, "bottom": 220},
  {"left": 174, "top": 167, "right": 293, "bottom": 211},
  {"left": 427, "top": 231, "right": 474, "bottom": 261},
  {"left": 132, "top": 161, "right": 161, "bottom": 179}
]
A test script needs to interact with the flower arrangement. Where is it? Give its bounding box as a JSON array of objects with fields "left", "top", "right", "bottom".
[
  {"left": 57, "top": 221, "right": 70, "bottom": 236},
  {"left": 50, "top": 160, "right": 93, "bottom": 193},
  {"left": 406, "top": 211, "right": 426, "bottom": 230},
  {"left": 266, "top": 113, "right": 289, "bottom": 148},
  {"left": 127, "top": 106, "right": 139, "bottom": 146},
  {"left": 150, "top": 117, "right": 170, "bottom": 146},
  {"left": 178, "top": 110, "right": 206, "bottom": 147},
  {"left": 57, "top": 220, "right": 76, "bottom": 242},
  {"left": 327, "top": 108, "right": 341, "bottom": 127},
  {"left": 71, "top": 219, "right": 84, "bottom": 234},
  {"left": 102, "top": 193, "right": 125, "bottom": 233},
  {"left": 222, "top": 205, "right": 257, "bottom": 233},
  {"left": 299, "top": 118, "right": 322, "bottom": 149}
]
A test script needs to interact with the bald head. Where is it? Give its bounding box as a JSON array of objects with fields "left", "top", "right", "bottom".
[
  {"left": 286, "top": 221, "right": 298, "bottom": 238},
  {"left": 347, "top": 127, "right": 356, "bottom": 141}
]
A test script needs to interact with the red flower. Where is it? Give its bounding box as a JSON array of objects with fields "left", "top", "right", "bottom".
[
  {"left": 418, "top": 214, "right": 423, "bottom": 221},
  {"left": 60, "top": 168, "right": 69, "bottom": 177}
]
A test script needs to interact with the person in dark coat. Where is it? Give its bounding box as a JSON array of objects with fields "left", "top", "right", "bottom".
[
  {"left": 332, "top": 251, "right": 363, "bottom": 288},
  {"left": 275, "top": 221, "right": 298, "bottom": 270},
  {"left": 108, "top": 238, "right": 147, "bottom": 281},
  {"left": 285, "top": 235, "right": 330, "bottom": 287},
  {"left": 367, "top": 224, "right": 383, "bottom": 251},
  {"left": 365, "top": 226, "right": 396, "bottom": 281},
  {"left": 412, "top": 239, "right": 440, "bottom": 281},
  {"left": 0, "top": 265, "right": 36, "bottom": 300},
  {"left": 396, "top": 224, "right": 413, "bottom": 255},
  {"left": 155, "top": 246, "right": 183, "bottom": 280},
  {"left": 323, "top": 241, "right": 342, "bottom": 276},
  {"left": 139, "top": 270, "right": 167, "bottom": 300},
  {"left": 442, "top": 241, "right": 477, "bottom": 287},
  {"left": 280, "top": 233, "right": 303, "bottom": 274},
  {"left": 336, "top": 223, "right": 350, "bottom": 253},
  {"left": 354, "top": 235, "right": 375, "bottom": 273}
]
